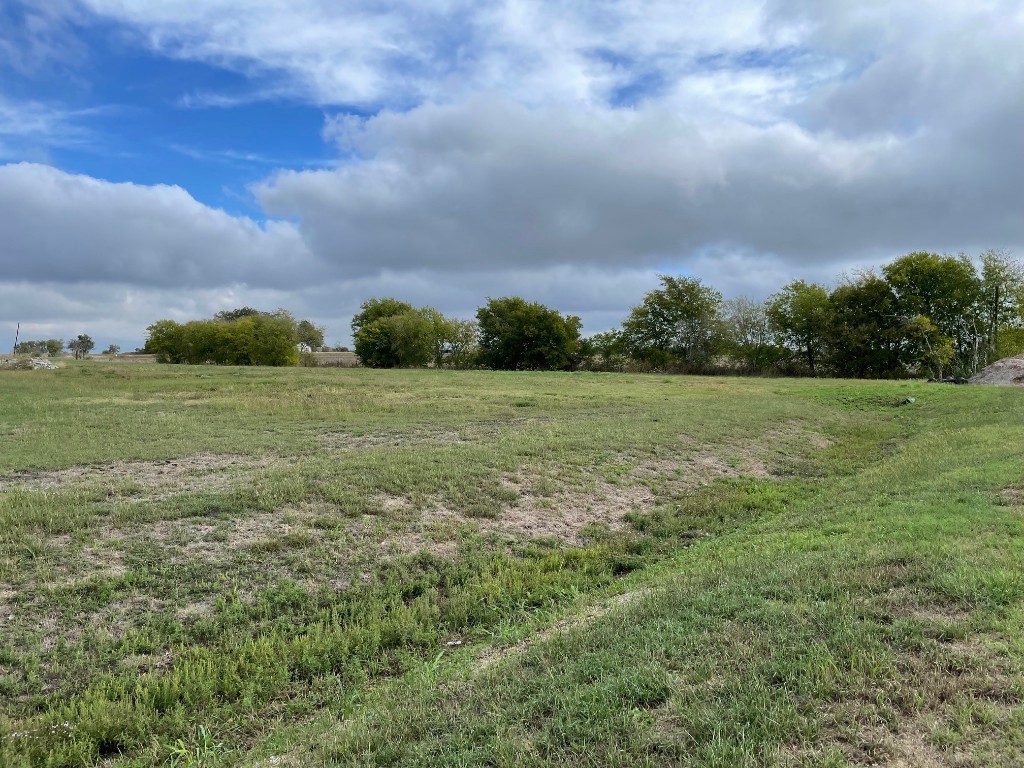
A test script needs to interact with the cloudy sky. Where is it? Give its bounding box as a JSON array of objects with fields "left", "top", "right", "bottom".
[{"left": 1, "top": 1, "right": 1022, "bottom": 350}]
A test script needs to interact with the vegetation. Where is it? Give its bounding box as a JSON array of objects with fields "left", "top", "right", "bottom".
[
  {"left": 13, "top": 339, "right": 63, "bottom": 356},
  {"left": 349, "top": 250, "right": 1023, "bottom": 377},
  {"left": 67, "top": 334, "right": 95, "bottom": 360},
  {"left": 621, "top": 275, "right": 723, "bottom": 372},
  {"left": 297, "top": 320, "right": 326, "bottom": 351},
  {"left": 476, "top": 296, "right": 581, "bottom": 371},
  {"left": 0, "top": 363, "right": 1021, "bottom": 766},
  {"left": 351, "top": 298, "right": 477, "bottom": 369},
  {"left": 145, "top": 309, "right": 304, "bottom": 366}
]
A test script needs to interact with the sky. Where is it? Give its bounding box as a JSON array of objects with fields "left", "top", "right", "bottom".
[{"left": 1, "top": 1, "right": 1023, "bottom": 351}]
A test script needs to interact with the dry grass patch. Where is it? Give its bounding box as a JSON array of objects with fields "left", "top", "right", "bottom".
[
  {"left": 318, "top": 429, "right": 469, "bottom": 450},
  {"left": 0, "top": 453, "right": 278, "bottom": 498},
  {"left": 997, "top": 488, "right": 1024, "bottom": 506},
  {"left": 492, "top": 472, "right": 649, "bottom": 544}
]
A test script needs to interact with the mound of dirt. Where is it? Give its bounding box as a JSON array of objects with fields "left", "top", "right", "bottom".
[{"left": 970, "top": 355, "right": 1024, "bottom": 386}]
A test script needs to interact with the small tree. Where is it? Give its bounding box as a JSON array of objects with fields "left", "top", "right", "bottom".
[
  {"left": 68, "top": 334, "right": 95, "bottom": 360},
  {"left": 102, "top": 344, "right": 121, "bottom": 356},
  {"left": 439, "top": 318, "right": 479, "bottom": 369},
  {"left": 297, "top": 320, "right": 326, "bottom": 351},
  {"left": 352, "top": 298, "right": 415, "bottom": 368},
  {"left": 146, "top": 320, "right": 186, "bottom": 363}
]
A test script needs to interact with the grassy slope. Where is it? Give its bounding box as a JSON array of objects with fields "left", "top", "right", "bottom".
[{"left": 0, "top": 364, "right": 1021, "bottom": 766}]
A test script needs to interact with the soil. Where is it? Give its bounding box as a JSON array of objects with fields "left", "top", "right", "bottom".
[{"left": 969, "top": 355, "right": 1024, "bottom": 386}]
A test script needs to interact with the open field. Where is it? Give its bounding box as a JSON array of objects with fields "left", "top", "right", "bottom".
[{"left": 0, "top": 364, "right": 1022, "bottom": 766}]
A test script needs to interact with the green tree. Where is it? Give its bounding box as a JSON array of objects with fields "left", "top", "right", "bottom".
[
  {"left": 882, "top": 252, "right": 981, "bottom": 374},
  {"left": 826, "top": 275, "right": 907, "bottom": 378},
  {"left": 145, "top": 320, "right": 186, "bottom": 363},
  {"left": 621, "top": 276, "right": 723, "bottom": 371},
  {"left": 101, "top": 344, "right": 121, "bottom": 356},
  {"left": 145, "top": 311, "right": 299, "bottom": 366},
  {"left": 582, "top": 330, "right": 627, "bottom": 371},
  {"left": 439, "top": 317, "right": 479, "bottom": 369},
  {"left": 68, "top": 334, "right": 95, "bottom": 360},
  {"left": 297, "top": 319, "right": 326, "bottom": 351},
  {"left": 351, "top": 300, "right": 472, "bottom": 368},
  {"left": 14, "top": 339, "right": 62, "bottom": 356},
  {"left": 213, "top": 307, "right": 263, "bottom": 322},
  {"left": 766, "top": 281, "right": 831, "bottom": 375},
  {"left": 979, "top": 249, "right": 1024, "bottom": 362},
  {"left": 476, "top": 297, "right": 582, "bottom": 371},
  {"left": 352, "top": 298, "right": 415, "bottom": 367}
]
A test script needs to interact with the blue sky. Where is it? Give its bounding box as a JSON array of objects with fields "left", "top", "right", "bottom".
[
  {"left": 1, "top": 1, "right": 1022, "bottom": 349},
  {"left": 1, "top": 6, "right": 339, "bottom": 216}
]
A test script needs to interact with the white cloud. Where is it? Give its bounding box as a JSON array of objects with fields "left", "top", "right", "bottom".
[
  {"left": 0, "top": 163, "right": 317, "bottom": 288},
  {"left": 3, "top": 1, "right": 1024, "bottom": 346},
  {"left": 76, "top": 0, "right": 800, "bottom": 112},
  {"left": 257, "top": 94, "right": 1024, "bottom": 279}
]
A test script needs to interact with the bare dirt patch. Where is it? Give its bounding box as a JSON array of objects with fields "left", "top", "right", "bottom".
[
  {"left": 150, "top": 504, "right": 324, "bottom": 562},
  {"left": 998, "top": 488, "right": 1024, "bottom": 506},
  {"left": 888, "top": 728, "right": 947, "bottom": 767},
  {"left": 491, "top": 473, "right": 650, "bottom": 544},
  {"left": 0, "top": 454, "right": 277, "bottom": 497}
]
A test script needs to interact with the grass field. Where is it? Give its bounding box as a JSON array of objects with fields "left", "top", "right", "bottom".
[{"left": 0, "top": 363, "right": 1022, "bottom": 767}]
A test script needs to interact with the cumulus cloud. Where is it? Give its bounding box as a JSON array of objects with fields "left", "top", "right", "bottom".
[
  {"left": 0, "top": 163, "right": 317, "bottom": 288},
  {"left": 2, "top": 1, "right": 1023, "bottom": 346},
  {"left": 257, "top": 93, "right": 1024, "bottom": 279}
]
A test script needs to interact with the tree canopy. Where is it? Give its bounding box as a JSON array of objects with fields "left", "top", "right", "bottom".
[
  {"left": 476, "top": 297, "right": 581, "bottom": 371},
  {"left": 621, "top": 276, "right": 723, "bottom": 371},
  {"left": 146, "top": 309, "right": 301, "bottom": 366},
  {"left": 352, "top": 298, "right": 478, "bottom": 368}
]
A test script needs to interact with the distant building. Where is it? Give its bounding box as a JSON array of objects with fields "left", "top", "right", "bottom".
[{"left": 297, "top": 343, "right": 313, "bottom": 353}]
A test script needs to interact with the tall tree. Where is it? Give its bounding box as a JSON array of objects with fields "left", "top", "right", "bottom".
[
  {"left": 979, "top": 249, "right": 1024, "bottom": 363},
  {"left": 826, "top": 275, "right": 907, "bottom": 378},
  {"left": 476, "top": 297, "right": 582, "bottom": 371},
  {"left": 766, "top": 281, "right": 831, "bottom": 375},
  {"left": 882, "top": 252, "right": 981, "bottom": 374},
  {"left": 621, "top": 275, "right": 723, "bottom": 371}
]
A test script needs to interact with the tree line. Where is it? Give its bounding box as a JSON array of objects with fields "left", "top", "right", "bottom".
[
  {"left": 13, "top": 335, "right": 116, "bottom": 359},
  {"left": 353, "top": 250, "right": 1024, "bottom": 378}
]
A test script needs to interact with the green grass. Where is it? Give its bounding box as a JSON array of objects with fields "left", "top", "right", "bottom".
[{"left": 0, "top": 363, "right": 1021, "bottom": 766}]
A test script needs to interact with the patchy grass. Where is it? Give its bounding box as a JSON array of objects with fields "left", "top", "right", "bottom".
[{"left": 0, "top": 364, "right": 1021, "bottom": 766}]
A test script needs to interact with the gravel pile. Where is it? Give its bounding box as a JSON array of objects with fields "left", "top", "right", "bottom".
[
  {"left": 0, "top": 357, "right": 59, "bottom": 370},
  {"left": 969, "top": 355, "right": 1024, "bottom": 386}
]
